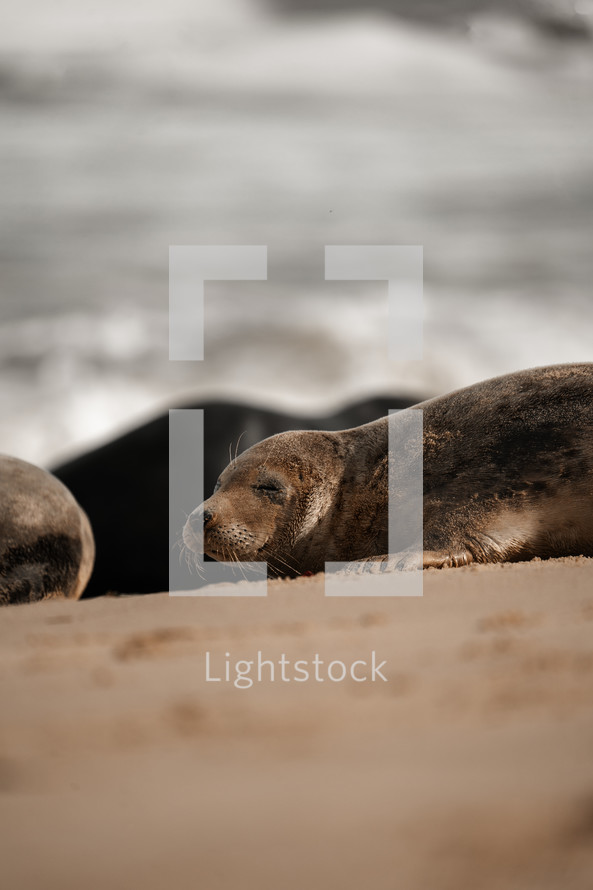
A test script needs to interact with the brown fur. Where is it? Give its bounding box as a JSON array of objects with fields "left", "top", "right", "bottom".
[
  {"left": 0, "top": 456, "right": 95, "bottom": 604},
  {"left": 183, "top": 364, "right": 593, "bottom": 576}
]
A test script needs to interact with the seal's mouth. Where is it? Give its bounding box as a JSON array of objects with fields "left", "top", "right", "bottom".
[
  {"left": 185, "top": 519, "right": 268, "bottom": 562},
  {"left": 206, "top": 542, "right": 269, "bottom": 561},
  {"left": 202, "top": 541, "right": 225, "bottom": 559}
]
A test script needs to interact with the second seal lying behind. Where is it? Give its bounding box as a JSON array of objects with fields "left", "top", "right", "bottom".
[{"left": 183, "top": 363, "right": 593, "bottom": 575}]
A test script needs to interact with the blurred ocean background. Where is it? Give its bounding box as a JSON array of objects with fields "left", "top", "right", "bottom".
[{"left": 1, "top": 0, "right": 593, "bottom": 467}]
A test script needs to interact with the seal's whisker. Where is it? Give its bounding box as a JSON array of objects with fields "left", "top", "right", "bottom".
[
  {"left": 234, "top": 430, "right": 247, "bottom": 464},
  {"left": 259, "top": 546, "right": 299, "bottom": 578},
  {"left": 259, "top": 551, "right": 280, "bottom": 577},
  {"left": 270, "top": 546, "right": 301, "bottom": 575},
  {"left": 264, "top": 555, "right": 294, "bottom": 577},
  {"left": 172, "top": 528, "right": 188, "bottom": 553},
  {"left": 179, "top": 543, "right": 193, "bottom": 572},
  {"left": 193, "top": 557, "right": 207, "bottom": 582},
  {"left": 235, "top": 551, "right": 249, "bottom": 582},
  {"left": 174, "top": 536, "right": 207, "bottom": 583},
  {"left": 225, "top": 548, "right": 244, "bottom": 580}
]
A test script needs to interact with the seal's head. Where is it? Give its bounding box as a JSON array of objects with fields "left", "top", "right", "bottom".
[{"left": 183, "top": 429, "right": 350, "bottom": 577}]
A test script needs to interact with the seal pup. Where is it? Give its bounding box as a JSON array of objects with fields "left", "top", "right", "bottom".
[
  {"left": 183, "top": 364, "right": 593, "bottom": 576},
  {"left": 0, "top": 455, "right": 95, "bottom": 604}
]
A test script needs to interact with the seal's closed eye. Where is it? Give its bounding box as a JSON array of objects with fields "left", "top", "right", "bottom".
[{"left": 253, "top": 479, "right": 285, "bottom": 501}]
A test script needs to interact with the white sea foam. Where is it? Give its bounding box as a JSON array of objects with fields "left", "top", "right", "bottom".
[{"left": 1, "top": 1, "right": 592, "bottom": 465}]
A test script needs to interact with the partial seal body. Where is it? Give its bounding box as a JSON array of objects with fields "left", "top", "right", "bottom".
[
  {"left": 183, "top": 364, "right": 593, "bottom": 575},
  {"left": 0, "top": 455, "right": 95, "bottom": 604},
  {"left": 53, "top": 395, "right": 414, "bottom": 595}
]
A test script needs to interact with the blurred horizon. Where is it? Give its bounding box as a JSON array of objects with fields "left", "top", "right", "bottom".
[{"left": 1, "top": 0, "right": 593, "bottom": 466}]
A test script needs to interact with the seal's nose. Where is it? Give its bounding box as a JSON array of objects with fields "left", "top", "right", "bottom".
[
  {"left": 202, "top": 508, "right": 213, "bottom": 528},
  {"left": 188, "top": 505, "right": 216, "bottom": 534}
]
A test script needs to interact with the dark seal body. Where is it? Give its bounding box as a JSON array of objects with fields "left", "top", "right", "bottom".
[
  {"left": 0, "top": 455, "right": 95, "bottom": 604},
  {"left": 183, "top": 364, "right": 593, "bottom": 575}
]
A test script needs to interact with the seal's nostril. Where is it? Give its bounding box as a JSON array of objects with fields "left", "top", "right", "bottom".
[{"left": 202, "top": 509, "right": 213, "bottom": 527}]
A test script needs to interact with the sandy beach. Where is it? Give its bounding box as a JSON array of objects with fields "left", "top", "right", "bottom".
[
  {"left": 1, "top": 557, "right": 593, "bottom": 889},
  {"left": 1, "top": 0, "right": 592, "bottom": 884}
]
